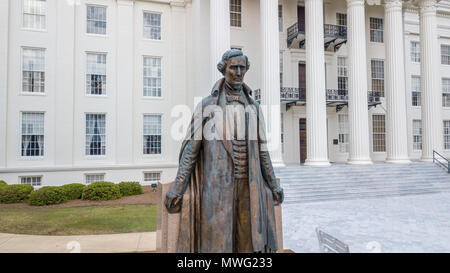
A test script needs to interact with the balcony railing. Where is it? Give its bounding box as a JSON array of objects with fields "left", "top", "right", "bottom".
[
  {"left": 253, "top": 88, "right": 382, "bottom": 111},
  {"left": 287, "top": 22, "right": 348, "bottom": 52},
  {"left": 324, "top": 24, "right": 347, "bottom": 40}
]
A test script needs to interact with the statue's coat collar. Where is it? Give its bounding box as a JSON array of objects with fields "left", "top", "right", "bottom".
[{"left": 211, "top": 78, "right": 255, "bottom": 105}]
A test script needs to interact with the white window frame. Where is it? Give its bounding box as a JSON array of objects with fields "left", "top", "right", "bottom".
[
  {"left": 372, "top": 115, "right": 386, "bottom": 152},
  {"left": 86, "top": 52, "right": 107, "bottom": 96},
  {"left": 22, "top": 0, "right": 46, "bottom": 31},
  {"left": 230, "top": 0, "right": 242, "bottom": 28},
  {"left": 411, "top": 75, "right": 421, "bottom": 107},
  {"left": 143, "top": 56, "right": 162, "bottom": 98},
  {"left": 85, "top": 173, "right": 105, "bottom": 184},
  {"left": 85, "top": 113, "right": 106, "bottom": 156},
  {"left": 86, "top": 5, "right": 107, "bottom": 35},
  {"left": 338, "top": 114, "right": 349, "bottom": 153},
  {"left": 336, "top": 12, "right": 347, "bottom": 27},
  {"left": 411, "top": 41, "right": 420, "bottom": 63},
  {"left": 370, "top": 17, "right": 383, "bottom": 43},
  {"left": 413, "top": 120, "right": 422, "bottom": 151},
  {"left": 21, "top": 47, "right": 46, "bottom": 94},
  {"left": 143, "top": 11, "right": 162, "bottom": 40},
  {"left": 337, "top": 56, "right": 348, "bottom": 91},
  {"left": 143, "top": 114, "right": 162, "bottom": 155},
  {"left": 444, "top": 121, "right": 450, "bottom": 150},
  {"left": 20, "top": 176, "right": 42, "bottom": 186},
  {"left": 143, "top": 172, "right": 161, "bottom": 186},
  {"left": 441, "top": 44, "right": 450, "bottom": 65},
  {"left": 21, "top": 112, "right": 45, "bottom": 157},
  {"left": 371, "top": 59, "right": 385, "bottom": 97},
  {"left": 443, "top": 78, "right": 450, "bottom": 107}
]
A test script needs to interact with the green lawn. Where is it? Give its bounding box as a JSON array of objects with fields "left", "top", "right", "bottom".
[{"left": 0, "top": 205, "right": 156, "bottom": 236}]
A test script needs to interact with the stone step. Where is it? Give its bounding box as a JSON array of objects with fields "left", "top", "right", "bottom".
[
  {"left": 280, "top": 178, "right": 450, "bottom": 190},
  {"left": 276, "top": 162, "right": 450, "bottom": 203},
  {"left": 283, "top": 189, "right": 441, "bottom": 204},
  {"left": 283, "top": 183, "right": 450, "bottom": 196}
]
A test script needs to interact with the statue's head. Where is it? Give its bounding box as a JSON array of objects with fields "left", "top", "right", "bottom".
[{"left": 217, "top": 49, "right": 250, "bottom": 89}]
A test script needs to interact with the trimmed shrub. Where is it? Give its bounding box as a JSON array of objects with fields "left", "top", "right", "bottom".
[
  {"left": 0, "top": 184, "right": 34, "bottom": 204},
  {"left": 118, "top": 182, "right": 143, "bottom": 196},
  {"left": 0, "top": 180, "right": 7, "bottom": 187},
  {"left": 28, "top": 186, "right": 68, "bottom": 206},
  {"left": 82, "top": 182, "right": 122, "bottom": 201},
  {"left": 60, "top": 183, "right": 86, "bottom": 200}
]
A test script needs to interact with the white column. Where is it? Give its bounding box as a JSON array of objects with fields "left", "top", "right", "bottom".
[
  {"left": 210, "top": 0, "right": 230, "bottom": 85},
  {"left": 260, "top": 0, "right": 284, "bottom": 167},
  {"left": 384, "top": 0, "right": 411, "bottom": 163},
  {"left": 419, "top": 0, "right": 443, "bottom": 161},
  {"left": 0, "top": 0, "right": 9, "bottom": 168},
  {"left": 304, "top": 0, "right": 330, "bottom": 166},
  {"left": 116, "top": 0, "right": 134, "bottom": 164},
  {"left": 347, "top": 0, "right": 372, "bottom": 164}
]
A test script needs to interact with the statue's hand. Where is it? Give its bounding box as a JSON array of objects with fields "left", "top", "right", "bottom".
[
  {"left": 165, "top": 191, "right": 183, "bottom": 213},
  {"left": 271, "top": 186, "right": 284, "bottom": 206}
]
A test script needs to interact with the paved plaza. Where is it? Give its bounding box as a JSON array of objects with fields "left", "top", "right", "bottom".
[{"left": 283, "top": 192, "right": 450, "bottom": 253}]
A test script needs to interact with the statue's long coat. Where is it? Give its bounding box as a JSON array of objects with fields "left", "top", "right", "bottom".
[{"left": 170, "top": 78, "right": 279, "bottom": 253}]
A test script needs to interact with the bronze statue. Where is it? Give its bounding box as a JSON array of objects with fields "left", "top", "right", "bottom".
[{"left": 165, "top": 49, "right": 284, "bottom": 253}]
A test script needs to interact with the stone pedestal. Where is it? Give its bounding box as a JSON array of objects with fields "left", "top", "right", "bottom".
[{"left": 157, "top": 180, "right": 284, "bottom": 253}]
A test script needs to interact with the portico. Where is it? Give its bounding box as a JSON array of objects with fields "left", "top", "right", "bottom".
[{"left": 211, "top": 0, "right": 444, "bottom": 165}]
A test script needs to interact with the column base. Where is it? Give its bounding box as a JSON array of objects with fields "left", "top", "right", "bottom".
[
  {"left": 272, "top": 160, "right": 286, "bottom": 168},
  {"left": 347, "top": 158, "right": 373, "bottom": 165},
  {"left": 304, "top": 159, "right": 331, "bottom": 166},
  {"left": 420, "top": 157, "right": 433, "bottom": 163},
  {"left": 385, "top": 158, "right": 412, "bottom": 164}
]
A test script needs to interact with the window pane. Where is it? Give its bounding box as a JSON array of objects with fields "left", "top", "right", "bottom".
[
  {"left": 411, "top": 41, "right": 420, "bottom": 63},
  {"left": 85, "top": 174, "right": 105, "bottom": 184},
  {"left": 230, "top": 0, "right": 242, "bottom": 27},
  {"left": 372, "top": 115, "right": 386, "bottom": 152},
  {"left": 143, "top": 115, "right": 162, "bottom": 155},
  {"left": 337, "top": 56, "right": 348, "bottom": 91},
  {"left": 338, "top": 114, "right": 349, "bottom": 153},
  {"left": 413, "top": 120, "right": 422, "bottom": 151},
  {"left": 21, "top": 112, "right": 44, "bottom": 157},
  {"left": 87, "top": 5, "right": 106, "bottom": 34},
  {"left": 85, "top": 114, "right": 106, "bottom": 155},
  {"left": 370, "top": 17, "right": 383, "bottom": 43},
  {"left": 143, "top": 57, "right": 162, "bottom": 97},
  {"left": 86, "top": 53, "right": 107, "bottom": 95},
  {"left": 21, "top": 176, "right": 42, "bottom": 186},
  {"left": 371, "top": 59, "right": 384, "bottom": 97},
  {"left": 143, "top": 12, "right": 161, "bottom": 40},
  {"left": 412, "top": 76, "right": 421, "bottom": 106},
  {"left": 23, "top": 0, "right": 46, "bottom": 29},
  {"left": 22, "top": 48, "right": 45, "bottom": 93}
]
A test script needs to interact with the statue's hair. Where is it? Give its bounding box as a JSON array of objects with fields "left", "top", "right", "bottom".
[{"left": 217, "top": 49, "right": 250, "bottom": 75}]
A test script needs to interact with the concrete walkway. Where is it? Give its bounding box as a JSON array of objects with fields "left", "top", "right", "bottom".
[{"left": 0, "top": 232, "right": 156, "bottom": 253}]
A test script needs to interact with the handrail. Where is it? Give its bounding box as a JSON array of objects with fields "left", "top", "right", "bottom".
[{"left": 433, "top": 150, "right": 450, "bottom": 173}]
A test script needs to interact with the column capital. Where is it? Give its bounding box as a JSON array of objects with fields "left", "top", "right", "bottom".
[
  {"left": 384, "top": 0, "right": 403, "bottom": 10},
  {"left": 418, "top": 0, "right": 438, "bottom": 14},
  {"left": 347, "top": 0, "right": 365, "bottom": 7}
]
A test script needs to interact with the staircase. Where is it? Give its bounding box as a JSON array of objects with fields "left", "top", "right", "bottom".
[{"left": 275, "top": 162, "right": 450, "bottom": 204}]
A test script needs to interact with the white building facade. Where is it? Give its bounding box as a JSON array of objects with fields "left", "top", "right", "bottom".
[{"left": 1, "top": 0, "right": 450, "bottom": 186}]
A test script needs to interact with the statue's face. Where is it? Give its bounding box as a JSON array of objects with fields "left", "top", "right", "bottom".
[{"left": 224, "top": 56, "right": 247, "bottom": 87}]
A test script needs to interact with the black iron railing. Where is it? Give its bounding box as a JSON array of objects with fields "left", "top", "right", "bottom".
[
  {"left": 324, "top": 24, "right": 347, "bottom": 39},
  {"left": 433, "top": 150, "right": 450, "bottom": 173},
  {"left": 287, "top": 21, "right": 306, "bottom": 45},
  {"left": 254, "top": 88, "right": 381, "bottom": 105},
  {"left": 287, "top": 22, "right": 347, "bottom": 49}
]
